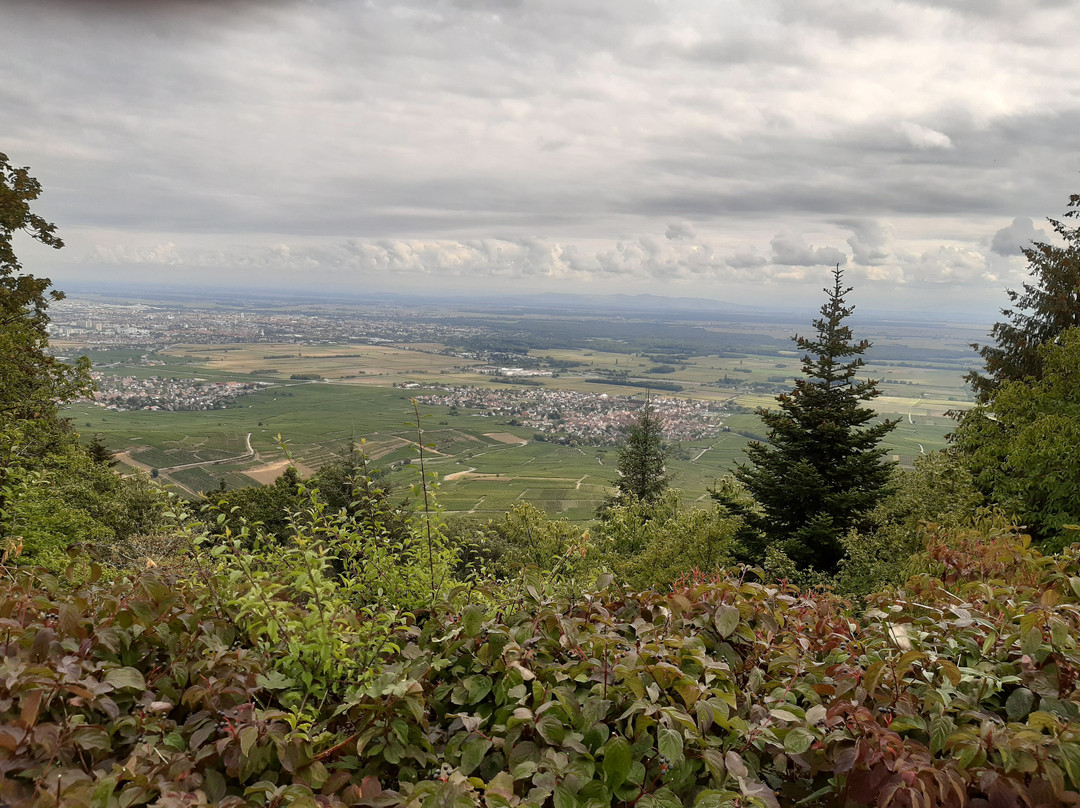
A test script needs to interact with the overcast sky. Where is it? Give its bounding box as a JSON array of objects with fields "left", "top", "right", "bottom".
[{"left": 5, "top": 0, "right": 1079, "bottom": 314}]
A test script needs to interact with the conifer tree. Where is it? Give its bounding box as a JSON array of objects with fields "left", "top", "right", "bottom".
[
  {"left": 967, "top": 193, "right": 1080, "bottom": 402},
  {"left": 614, "top": 396, "right": 670, "bottom": 504},
  {"left": 730, "top": 266, "right": 898, "bottom": 572}
]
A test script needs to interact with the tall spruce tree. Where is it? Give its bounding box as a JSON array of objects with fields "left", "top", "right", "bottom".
[
  {"left": 966, "top": 193, "right": 1080, "bottom": 402},
  {"left": 614, "top": 396, "right": 670, "bottom": 504},
  {"left": 731, "top": 266, "right": 898, "bottom": 572}
]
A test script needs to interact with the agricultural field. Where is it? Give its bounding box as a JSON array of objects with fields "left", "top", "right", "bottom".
[{"left": 60, "top": 305, "right": 983, "bottom": 520}]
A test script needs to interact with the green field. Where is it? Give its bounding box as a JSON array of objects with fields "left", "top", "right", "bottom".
[{"left": 64, "top": 316, "right": 978, "bottom": 519}]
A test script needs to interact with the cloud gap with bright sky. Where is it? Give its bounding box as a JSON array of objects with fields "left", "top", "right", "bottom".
[{"left": 6, "top": 0, "right": 1079, "bottom": 314}]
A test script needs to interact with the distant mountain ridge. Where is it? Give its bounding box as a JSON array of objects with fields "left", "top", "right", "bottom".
[{"left": 58, "top": 279, "right": 984, "bottom": 324}]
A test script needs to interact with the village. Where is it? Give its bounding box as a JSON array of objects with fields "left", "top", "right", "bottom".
[
  {"left": 85, "top": 372, "right": 264, "bottom": 412},
  {"left": 414, "top": 385, "right": 728, "bottom": 445}
]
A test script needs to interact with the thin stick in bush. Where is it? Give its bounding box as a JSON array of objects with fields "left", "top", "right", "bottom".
[{"left": 411, "top": 399, "right": 437, "bottom": 600}]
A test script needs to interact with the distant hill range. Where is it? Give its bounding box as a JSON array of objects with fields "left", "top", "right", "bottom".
[{"left": 59, "top": 280, "right": 984, "bottom": 326}]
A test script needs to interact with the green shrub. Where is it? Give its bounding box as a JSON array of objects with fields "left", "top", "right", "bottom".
[
  {"left": 595, "top": 490, "right": 739, "bottom": 588},
  {"left": 2, "top": 425, "right": 168, "bottom": 569},
  {"left": 7, "top": 523, "right": 1080, "bottom": 806}
]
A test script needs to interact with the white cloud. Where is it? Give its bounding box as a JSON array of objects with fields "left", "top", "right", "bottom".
[
  {"left": 898, "top": 245, "right": 992, "bottom": 285},
  {"left": 899, "top": 122, "right": 953, "bottom": 150}
]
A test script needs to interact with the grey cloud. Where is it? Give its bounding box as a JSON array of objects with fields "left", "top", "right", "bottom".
[
  {"left": 8, "top": 0, "right": 1080, "bottom": 310},
  {"left": 726, "top": 251, "right": 768, "bottom": 269},
  {"left": 990, "top": 216, "right": 1047, "bottom": 256},
  {"left": 676, "top": 36, "right": 811, "bottom": 68},
  {"left": 834, "top": 219, "right": 892, "bottom": 266},
  {"left": 770, "top": 233, "right": 848, "bottom": 267},
  {"left": 773, "top": 0, "right": 907, "bottom": 39},
  {"left": 665, "top": 222, "right": 697, "bottom": 241}
]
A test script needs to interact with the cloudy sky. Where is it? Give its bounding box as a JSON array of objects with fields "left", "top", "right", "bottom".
[{"left": 5, "top": 0, "right": 1079, "bottom": 314}]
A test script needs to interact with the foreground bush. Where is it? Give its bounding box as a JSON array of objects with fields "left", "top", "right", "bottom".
[{"left": 4, "top": 524, "right": 1080, "bottom": 807}]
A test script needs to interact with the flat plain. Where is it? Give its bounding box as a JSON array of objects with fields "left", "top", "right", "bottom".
[{"left": 58, "top": 302, "right": 983, "bottom": 520}]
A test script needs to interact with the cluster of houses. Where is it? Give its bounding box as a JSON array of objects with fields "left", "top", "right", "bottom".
[
  {"left": 415, "top": 386, "right": 725, "bottom": 445},
  {"left": 85, "top": 374, "right": 264, "bottom": 411}
]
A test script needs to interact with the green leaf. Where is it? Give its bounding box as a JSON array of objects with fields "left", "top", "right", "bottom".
[
  {"left": 553, "top": 785, "right": 578, "bottom": 808},
  {"left": 783, "top": 726, "right": 815, "bottom": 755},
  {"left": 105, "top": 666, "right": 146, "bottom": 691},
  {"left": 239, "top": 725, "right": 259, "bottom": 757},
  {"left": 862, "top": 660, "right": 886, "bottom": 696},
  {"left": 1039, "top": 696, "right": 1078, "bottom": 719},
  {"left": 1070, "top": 577, "right": 1080, "bottom": 599},
  {"left": 769, "top": 708, "right": 800, "bottom": 723},
  {"left": 461, "top": 605, "right": 486, "bottom": 638},
  {"left": 460, "top": 736, "right": 492, "bottom": 775},
  {"left": 929, "top": 715, "right": 953, "bottom": 755},
  {"left": 603, "top": 736, "right": 632, "bottom": 787},
  {"left": 90, "top": 775, "right": 118, "bottom": 808},
  {"left": 204, "top": 768, "right": 226, "bottom": 803},
  {"left": 1058, "top": 741, "right": 1080, "bottom": 785},
  {"left": 1006, "top": 687, "right": 1035, "bottom": 721},
  {"left": 162, "top": 732, "right": 186, "bottom": 752},
  {"left": 465, "top": 675, "right": 493, "bottom": 705},
  {"left": 256, "top": 670, "right": 295, "bottom": 691},
  {"left": 702, "top": 749, "right": 725, "bottom": 781},
  {"left": 714, "top": 605, "right": 740, "bottom": 639},
  {"left": 694, "top": 790, "right": 737, "bottom": 808},
  {"left": 657, "top": 726, "right": 684, "bottom": 765},
  {"left": 1021, "top": 628, "right": 1043, "bottom": 657},
  {"left": 1051, "top": 619, "right": 1069, "bottom": 649},
  {"left": 537, "top": 714, "right": 566, "bottom": 745},
  {"left": 651, "top": 786, "right": 682, "bottom": 808}
]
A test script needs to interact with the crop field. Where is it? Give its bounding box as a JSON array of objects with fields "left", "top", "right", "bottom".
[{"left": 65, "top": 314, "right": 979, "bottom": 519}]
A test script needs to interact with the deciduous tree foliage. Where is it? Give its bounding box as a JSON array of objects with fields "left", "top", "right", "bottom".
[
  {"left": 953, "top": 327, "right": 1080, "bottom": 547},
  {"left": 728, "top": 266, "right": 897, "bottom": 572},
  {"left": 967, "top": 193, "right": 1080, "bottom": 402},
  {"left": 1, "top": 152, "right": 64, "bottom": 325},
  {"left": 0, "top": 153, "right": 91, "bottom": 427},
  {"left": 0, "top": 155, "right": 158, "bottom": 557}
]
